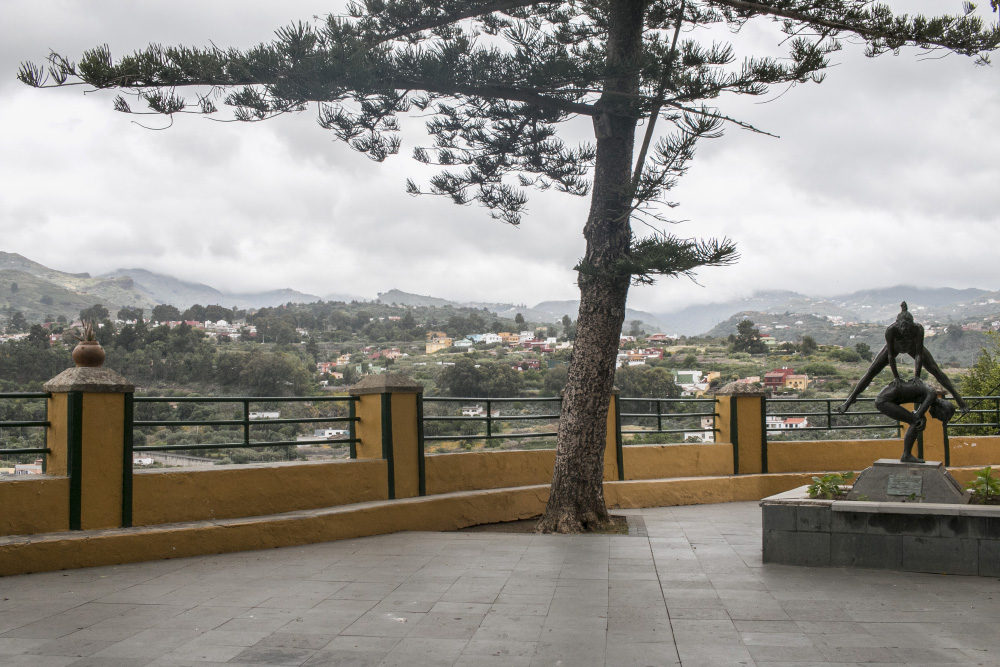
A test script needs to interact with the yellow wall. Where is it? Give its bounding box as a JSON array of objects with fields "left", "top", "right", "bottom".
[
  {"left": 132, "top": 459, "right": 388, "bottom": 526},
  {"left": 622, "top": 443, "right": 733, "bottom": 480},
  {"left": 947, "top": 435, "right": 1000, "bottom": 467},
  {"left": 767, "top": 438, "right": 903, "bottom": 473},
  {"left": 605, "top": 472, "right": 818, "bottom": 508},
  {"left": 0, "top": 477, "right": 69, "bottom": 536},
  {"left": 426, "top": 450, "right": 555, "bottom": 494}
]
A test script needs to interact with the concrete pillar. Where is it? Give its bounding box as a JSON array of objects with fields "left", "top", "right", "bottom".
[
  {"left": 604, "top": 390, "right": 623, "bottom": 481},
  {"left": 349, "top": 374, "right": 425, "bottom": 499},
  {"left": 43, "top": 366, "right": 134, "bottom": 530},
  {"left": 715, "top": 389, "right": 767, "bottom": 475}
]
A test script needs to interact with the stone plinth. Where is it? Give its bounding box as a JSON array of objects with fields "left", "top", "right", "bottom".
[
  {"left": 761, "top": 487, "right": 1000, "bottom": 576},
  {"left": 847, "top": 459, "right": 969, "bottom": 504}
]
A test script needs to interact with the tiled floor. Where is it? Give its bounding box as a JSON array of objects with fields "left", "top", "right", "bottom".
[{"left": 2, "top": 501, "right": 1000, "bottom": 666}]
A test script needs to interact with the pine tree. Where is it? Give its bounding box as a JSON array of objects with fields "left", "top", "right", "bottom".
[{"left": 20, "top": 1, "right": 999, "bottom": 532}]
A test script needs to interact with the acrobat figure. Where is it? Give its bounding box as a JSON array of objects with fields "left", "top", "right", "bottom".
[
  {"left": 874, "top": 378, "right": 956, "bottom": 463},
  {"left": 836, "top": 302, "right": 968, "bottom": 415}
]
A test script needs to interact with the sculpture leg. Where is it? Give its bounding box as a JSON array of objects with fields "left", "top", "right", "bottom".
[
  {"left": 875, "top": 399, "right": 924, "bottom": 463},
  {"left": 922, "top": 349, "right": 969, "bottom": 411},
  {"left": 900, "top": 419, "right": 925, "bottom": 463},
  {"left": 837, "top": 347, "right": 889, "bottom": 413}
]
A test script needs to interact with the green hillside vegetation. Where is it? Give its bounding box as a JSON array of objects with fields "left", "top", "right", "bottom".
[
  {"left": 0, "top": 269, "right": 144, "bottom": 323},
  {"left": 4, "top": 297, "right": 997, "bottom": 462}
]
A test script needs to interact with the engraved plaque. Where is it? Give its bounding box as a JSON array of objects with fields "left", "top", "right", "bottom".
[{"left": 887, "top": 474, "right": 923, "bottom": 496}]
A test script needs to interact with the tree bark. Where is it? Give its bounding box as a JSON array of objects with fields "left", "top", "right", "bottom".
[{"left": 536, "top": 0, "right": 647, "bottom": 533}]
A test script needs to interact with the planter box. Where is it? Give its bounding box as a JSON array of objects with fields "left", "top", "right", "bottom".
[{"left": 761, "top": 487, "right": 1000, "bottom": 576}]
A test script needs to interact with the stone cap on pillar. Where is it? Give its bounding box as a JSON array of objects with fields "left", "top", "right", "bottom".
[
  {"left": 713, "top": 380, "right": 766, "bottom": 397},
  {"left": 349, "top": 373, "right": 424, "bottom": 396},
  {"left": 43, "top": 367, "right": 135, "bottom": 393}
]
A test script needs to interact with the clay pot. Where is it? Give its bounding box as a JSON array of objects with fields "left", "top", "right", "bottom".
[{"left": 72, "top": 341, "right": 106, "bottom": 368}]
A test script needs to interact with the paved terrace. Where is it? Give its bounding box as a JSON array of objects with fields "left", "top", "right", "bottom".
[{"left": 2, "top": 501, "right": 999, "bottom": 667}]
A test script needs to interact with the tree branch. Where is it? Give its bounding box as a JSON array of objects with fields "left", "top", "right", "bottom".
[{"left": 369, "top": 0, "right": 547, "bottom": 44}]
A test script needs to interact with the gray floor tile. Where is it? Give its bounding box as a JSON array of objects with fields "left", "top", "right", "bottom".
[{"left": 1, "top": 502, "right": 999, "bottom": 667}]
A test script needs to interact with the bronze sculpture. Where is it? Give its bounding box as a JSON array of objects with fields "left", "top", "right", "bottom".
[
  {"left": 837, "top": 302, "right": 968, "bottom": 414},
  {"left": 837, "top": 302, "right": 967, "bottom": 462}
]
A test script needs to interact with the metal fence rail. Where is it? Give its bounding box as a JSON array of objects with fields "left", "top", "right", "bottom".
[
  {"left": 619, "top": 397, "right": 718, "bottom": 441},
  {"left": 422, "top": 396, "right": 562, "bottom": 442},
  {"left": 0, "top": 392, "right": 51, "bottom": 459},
  {"left": 946, "top": 395, "right": 1000, "bottom": 433},
  {"left": 132, "top": 395, "right": 360, "bottom": 458},
  {"left": 766, "top": 397, "right": 899, "bottom": 436}
]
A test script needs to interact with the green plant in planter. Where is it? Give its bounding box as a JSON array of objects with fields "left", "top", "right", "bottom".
[
  {"left": 72, "top": 319, "right": 97, "bottom": 342},
  {"left": 807, "top": 471, "right": 855, "bottom": 500},
  {"left": 965, "top": 466, "right": 1000, "bottom": 504}
]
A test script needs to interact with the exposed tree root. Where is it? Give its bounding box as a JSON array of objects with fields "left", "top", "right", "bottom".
[{"left": 534, "top": 507, "right": 613, "bottom": 534}]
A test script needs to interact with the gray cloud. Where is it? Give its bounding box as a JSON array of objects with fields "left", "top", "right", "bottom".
[{"left": 1, "top": 1, "right": 997, "bottom": 318}]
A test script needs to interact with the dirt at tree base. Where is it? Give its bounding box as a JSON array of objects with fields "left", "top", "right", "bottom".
[{"left": 455, "top": 515, "right": 629, "bottom": 534}]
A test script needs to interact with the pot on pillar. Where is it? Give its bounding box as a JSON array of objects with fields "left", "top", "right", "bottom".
[
  {"left": 72, "top": 341, "right": 106, "bottom": 368},
  {"left": 71, "top": 320, "right": 105, "bottom": 368}
]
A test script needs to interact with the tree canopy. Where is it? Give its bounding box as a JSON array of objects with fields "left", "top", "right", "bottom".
[{"left": 731, "top": 318, "right": 767, "bottom": 354}]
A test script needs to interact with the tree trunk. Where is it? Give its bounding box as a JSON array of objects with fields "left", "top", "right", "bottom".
[{"left": 536, "top": 0, "right": 647, "bottom": 533}]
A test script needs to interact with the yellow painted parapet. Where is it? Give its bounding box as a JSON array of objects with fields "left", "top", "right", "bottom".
[
  {"left": 0, "top": 476, "right": 70, "bottom": 536},
  {"left": 622, "top": 443, "right": 733, "bottom": 480},
  {"left": 132, "top": 459, "right": 388, "bottom": 525},
  {"left": 947, "top": 435, "right": 1000, "bottom": 467},
  {"left": 767, "top": 439, "right": 902, "bottom": 473},
  {"left": 427, "top": 450, "right": 555, "bottom": 494}
]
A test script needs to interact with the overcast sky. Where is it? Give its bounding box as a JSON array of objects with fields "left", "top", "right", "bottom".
[{"left": 1, "top": 1, "right": 997, "bottom": 315}]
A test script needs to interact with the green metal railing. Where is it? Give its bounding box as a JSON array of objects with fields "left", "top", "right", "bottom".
[
  {"left": 765, "top": 397, "right": 899, "bottom": 437},
  {"left": 947, "top": 395, "right": 1000, "bottom": 433},
  {"left": 422, "top": 396, "right": 562, "bottom": 443},
  {"left": 133, "top": 395, "right": 360, "bottom": 458},
  {"left": 0, "top": 392, "right": 51, "bottom": 463},
  {"left": 619, "top": 397, "right": 718, "bottom": 442}
]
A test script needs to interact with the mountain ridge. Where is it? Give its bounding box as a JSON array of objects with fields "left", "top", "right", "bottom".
[{"left": 2, "top": 253, "right": 997, "bottom": 336}]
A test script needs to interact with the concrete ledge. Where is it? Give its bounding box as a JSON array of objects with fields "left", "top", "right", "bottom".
[
  {"left": 0, "top": 472, "right": 820, "bottom": 577},
  {"left": 762, "top": 485, "right": 1000, "bottom": 576}
]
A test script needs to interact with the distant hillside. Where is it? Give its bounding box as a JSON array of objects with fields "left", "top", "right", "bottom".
[
  {"left": 531, "top": 300, "right": 670, "bottom": 332},
  {"left": 657, "top": 285, "right": 999, "bottom": 336},
  {"left": 376, "top": 289, "right": 455, "bottom": 308},
  {"left": 100, "top": 269, "right": 226, "bottom": 307},
  {"left": 653, "top": 290, "right": 808, "bottom": 336},
  {"left": 707, "top": 309, "right": 993, "bottom": 366},
  {"left": 4, "top": 252, "right": 999, "bottom": 342},
  {"left": 101, "top": 269, "right": 322, "bottom": 310},
  {"left": 0, "top": 253, "right": 158, "bottom": 321},
  {"left": 0, "top": 269, "right": 131, "bottom": 322}
]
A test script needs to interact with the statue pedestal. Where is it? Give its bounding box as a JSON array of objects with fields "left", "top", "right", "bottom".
[{"left": 846, "top": 459, "right": 969, "bottom": 504}]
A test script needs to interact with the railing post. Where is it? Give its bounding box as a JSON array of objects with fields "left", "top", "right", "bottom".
[
  {"left": 349, "top": 374, "right": 425, "bottom": 500},
  {"left": 43, "top": 366, "right": 135, "bottom": 530},
  {"left": 714, "top": 387, "right": 766, "bottom": 475}
]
